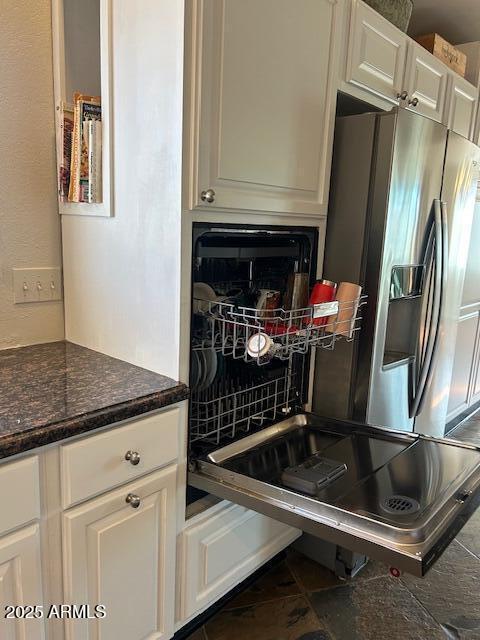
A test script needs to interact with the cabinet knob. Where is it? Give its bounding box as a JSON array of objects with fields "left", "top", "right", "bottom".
[
  {"left": 201, "top": 188, "right": 216, "bottom": 203},
  {"left": 125, "top": 450, "right": 141, "bottom": 466},
  {"left": 408, "top": 97, "right": 419, "bottom": 107},
  {"left": 397, "top": 91, "right": 408, "bottom": 101},
  {"left": 126, "top": 493, "right": 141, "bottom": 509}
]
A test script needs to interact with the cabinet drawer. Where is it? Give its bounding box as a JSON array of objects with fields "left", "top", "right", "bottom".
[
  {"left": 177, "top": 501, "right": 300, "bottom": 621},
  {"left": 61, "top": 407, "right": 179, "bottom": 508},
  {"left": 0, "top": 456, "right": 40, "bottom": 536}
]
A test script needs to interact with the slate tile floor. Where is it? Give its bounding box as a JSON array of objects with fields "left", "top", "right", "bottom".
[{"left": 186, "top": 415, "right": 480, "bottom": 640}]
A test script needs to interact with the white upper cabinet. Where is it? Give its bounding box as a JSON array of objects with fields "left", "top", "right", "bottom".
[
  {"left": 344, "top": 0, "right": 478, "bottom": 140},
  {"left": 404, "top": 42, "right": 448, "bottom": 123},
  {"left": 346, "top": 0, "right": 407, "bottom": 103},
  {"left": 186, "top": 0, "right": 342, "bottom": 216},
  {"left": 447, "top": 75, "right": 479, "bottom": 140}
]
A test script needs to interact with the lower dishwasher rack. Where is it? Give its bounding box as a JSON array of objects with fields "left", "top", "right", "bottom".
[{"left": 190, "top": 369, "right": 299, "bottom": 446}]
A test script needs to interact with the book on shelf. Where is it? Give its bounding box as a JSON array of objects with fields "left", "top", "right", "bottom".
[
  {"left": 59, "top": 103, "right": 74, "bottom": 201},
  {"left": 68, "top": 92, "right": 102, "bottom": 204},
  {"left": 84, "top": 119, "right": 102, "bottom": 204}
]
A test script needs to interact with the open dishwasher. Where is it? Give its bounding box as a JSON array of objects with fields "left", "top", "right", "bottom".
[{"left": 187, "top": 222, "right": 480, "bottom": 577}]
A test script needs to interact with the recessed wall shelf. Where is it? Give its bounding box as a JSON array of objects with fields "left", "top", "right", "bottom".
[{"left": 52, "top": 0, "right": 114, "bottom": 217}]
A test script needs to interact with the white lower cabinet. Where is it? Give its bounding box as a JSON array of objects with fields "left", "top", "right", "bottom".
[
  {"left": 177, "top": 501, "right": 301, "bottom": 622},
  {"left": 472, "top": 349, "right": 480, "bottom": 405},
  {"left": 63, "top": 466, "right": 177, "bottom": 640},
  {"left": 0, "top": 524, "right": 46, "bottom": 640},
  {"left": 448, "top": 202, "right": 480, "bottom": 421},
  {"left": 447, "top": 312, "right": 479, "bottom": 420}
]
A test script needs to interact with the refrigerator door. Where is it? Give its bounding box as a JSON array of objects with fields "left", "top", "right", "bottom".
[
  {"left": 364, "top": 109, "right": 448, "bottom": 431},
  {"left": 414, "top": 132, "right": 480, "bottom": 437},
  {"left": 313, "top": 109, "right": 448, "bottom": 431}
]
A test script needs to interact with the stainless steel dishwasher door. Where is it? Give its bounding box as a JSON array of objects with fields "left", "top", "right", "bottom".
[{"left": 189, "top": 413, "right": 480, "bottom": 576}]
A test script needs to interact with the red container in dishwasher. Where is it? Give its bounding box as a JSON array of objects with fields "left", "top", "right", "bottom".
[{"left": 309, "top": 279, "right": 337, "bottom": 326}]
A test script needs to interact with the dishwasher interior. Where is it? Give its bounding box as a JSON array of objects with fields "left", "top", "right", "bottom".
[{"left": 188, "top": 224, "right": 318, "bottom": 461}]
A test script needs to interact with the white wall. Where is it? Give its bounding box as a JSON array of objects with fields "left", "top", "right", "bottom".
[
  {"left": 0, "top": 0, "right": 64, "bottom": 349},
  {"left": 62, "top": 0, "right": 184, "bottom": 381}
]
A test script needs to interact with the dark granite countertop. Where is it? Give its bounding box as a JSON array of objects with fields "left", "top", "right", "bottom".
[{"left": 0, "top": 341, "right": 188, "bottom": 459}]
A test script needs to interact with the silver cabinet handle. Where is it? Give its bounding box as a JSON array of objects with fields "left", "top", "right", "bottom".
[
  {"left": 396, "top": 91, "right": 408, "bottom": 101},
  {"left": 125, "top": 450, "right": 141, "bottom": 466},
  {"left": 126, "top": 493, "right": 141, "bottom": 509},
  {"left": 200, "top": 189, "right": 215, "bottom": 203},
  {"left": 408, "top": 97, "right": 419, "bottom": 107}
]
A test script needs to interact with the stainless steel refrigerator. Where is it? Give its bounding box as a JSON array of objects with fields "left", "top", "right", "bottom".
[{"left": 313, "top": 107, "right": 479, "bottom": 437}]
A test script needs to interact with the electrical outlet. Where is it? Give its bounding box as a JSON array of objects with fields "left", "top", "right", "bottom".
[{"left": 13, "top": 268, "right": 63, "bottom": 304}]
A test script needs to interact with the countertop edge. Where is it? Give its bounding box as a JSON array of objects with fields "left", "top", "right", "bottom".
[{"left": 0, "top": 383, "right": 189, "bottom": 461}]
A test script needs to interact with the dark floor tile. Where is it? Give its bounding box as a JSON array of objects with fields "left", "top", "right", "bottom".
[
  {"left": 457, "top": 508, "right": 480, "bottom": 559},
  {"left": 184, "top": 627, "right": 207, "bottom": 640},
  {"left": 286, "top": 550, "right": 343, "bottom": 592},
  {"left": 224, "top": 561, "right": 301, "bottom": 609},
  {"left": 204, "top": 596, "right": 331, "bottom": 640},
  {"left": 401, "top": 540, "right": 480, "bottom": 639},
  {"left": 308, "top": 575, "right": 445, "bottom": 640}
]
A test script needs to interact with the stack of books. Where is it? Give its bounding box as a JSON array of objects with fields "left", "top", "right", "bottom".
[{"left": 59, "top": 93, "right": 102, "bottom": 204}]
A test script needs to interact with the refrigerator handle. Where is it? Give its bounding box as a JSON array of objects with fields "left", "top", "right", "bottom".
[
  {"left": 409, "top": 199, "right": 446, "bottom": 418},
  {"left": 408, "top": 218, "right": 434, "bottom": 412},
  {"left": 417, "top": 200, "right": 448, "bottom": 413}
]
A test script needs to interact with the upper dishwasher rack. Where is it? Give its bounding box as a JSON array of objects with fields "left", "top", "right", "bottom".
[{"left": 192, "top": 295, "right": 367, "bottom": 365}]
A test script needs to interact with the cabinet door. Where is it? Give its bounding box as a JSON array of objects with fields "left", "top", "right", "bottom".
[
  {"left": 63, "top": 467, "right": 176, "bottom": 640},
  {"left": 188, "top": 0, "right": 340, "bottom": 216},
  {"left": 472, "top": 329, "right": 480, "bottom": 405},
  {"left": 475, "top": 107, "right": 480, "bottom": 146},
  {"left": 346, "top": 0, "right": 407, "bottom": 103},
  {"left": 447, "top": 313, "right": 479, "bottom": 419},
  {"left": 447, "top": 75, "right": 478, "bottom": 140},
  {"left": 0, "top": 524, "right": 45, "bottom": 640},
  {"left": 178, "top": 501, "right": 300, "bottom": 621},
  {"left": 404, "top": 43, "right": 448, "bottom": 122},
  {"left": 461, "top": 202, "right": 480, "bottom": 308}
]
